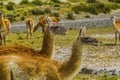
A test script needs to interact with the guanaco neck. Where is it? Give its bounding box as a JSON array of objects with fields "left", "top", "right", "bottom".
[
  {"left": 112, "top": 17, "right": 116, "bottom": 26},
  {"left": 112, "top": 17, "right": 120, "bottom": 31},
  {"left": 0, "top": 16, "right": 4, "bottom": 26},
  {"left": 59, "top": 38, "right": 83, "bottom": 80},
  {"left": 32, "top": 22, "right": 39, "bottom": 33},
  {"left": 39, "top": 29, "right": 55, "bottom": 59}
]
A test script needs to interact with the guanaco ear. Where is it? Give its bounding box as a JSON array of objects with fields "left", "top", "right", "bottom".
[
  {"left": 46, "top": 18, "right": 50, "bottom": 28},
  {"left": 82, "top": 26, "right": 86, "bottom": 36},
  {"left": 79, "top": 27, "right": 85, "bottom": 36},
  {"left": 0, "top": 12, "right": 3, "bottom": 16},
  {"left": 46, "top": 17, "right": 53, "bottom": 28},
  {"left": 111, "top": 15, "right": 116, "bottom": 19},
  {"left": 77, "top": 27, "right": 83, "bottom": 39}
]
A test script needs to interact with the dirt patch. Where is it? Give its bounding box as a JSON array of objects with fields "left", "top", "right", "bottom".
[{"left": 53, "top": 44, "right": 120, "bottom": 75}]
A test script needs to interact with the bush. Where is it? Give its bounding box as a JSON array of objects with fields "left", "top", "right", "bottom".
[
  {"left": 51, "top": 0, "right": 60, "bottom": 3},
  {"left": 72, "top": 3, "right": 88, "bottom": 14},
  {"left": 30, "top": 8, "right": 45, "bottom": 15},
  {"left": 0, "top": 2, "right": 3, "bottom": 5},
  {"left": 32, "top": 0, "right": 43, "bottom": 6},
  {"left": 6, "top": 1, "right": 15, "bottom": 10},
  {"left": 66, "top": 12, "right": 75, "bottom": 20},
  {"left": 73, "top": 2, "right": 111, "bottom": 15},
  {"left": 51, "top": 12, "right": 60, "bottom": 17},
  {"left": 20, "top": 0, "right": 29, "bottom": 4},
  {"left": 53, "top": 4, "right": 60, "bottom": 7},
  {"left": 6, "top": 14, "right": 17, "bottom": 23},
  {"left": 85, "top": 15, "right": 91, "bottom": 18},
  {"left": 88, "top": 5, "right": 99, "bottom": 15},
  {"left": 44, "top": 7, "right": 52, "bottom": 14},
  {"left": 107, "top": 3, "right": 120, "bottom": 10},
  {"left": 89, "top": 2, "right": 111, "bottom": 14},
  {"left": 87, "top": 0, "right": 97, "bottom": 3},
  {"left": 20, "top": 16, "right": 26, "bottom": 21},
  {"left": 109, "top": 0, "right": 120, "bottom": 3}
]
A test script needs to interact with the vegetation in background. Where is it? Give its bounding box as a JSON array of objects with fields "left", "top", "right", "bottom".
[
  {"left": 87, "top": 0, "right": 97, "bottom": 3},
  {"left": 32, "top": 0, "right": 43, "bottom": 6},
  {"left": 0, "top": 0, "right": 120, "bottom": 23},
  {"left": 6, "top": 1, "right": 15, "bottom": 10},
  {"left": 72, "top": 1, "right": 120, "bottom": 15},
  {"left": 20, "top": 0, "right": 29, "bottom": 4},
  {"left": 73, "top": 74, "right": 120, "bottom": 80},
  {"left": 109, "top": 0, "right": 120, "bottom": 3}
]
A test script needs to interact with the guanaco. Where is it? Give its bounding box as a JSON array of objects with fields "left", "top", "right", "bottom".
[
  {"left": 0, "top": 12, "right": 11, "bottom": 45},
  {"left": 25, "top": 18, "right": 34, "bottom": 38},
  {"left": 111, "top": 16, "right": 120, "bottom": 44},
  {"left": 0, "top": 27, "right": 98, "bottom": 80}
]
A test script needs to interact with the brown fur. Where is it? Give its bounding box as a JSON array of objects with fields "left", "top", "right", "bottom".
[
  {"left": 32, "top": 16, "right": 59, "bottom": 33},
  {"left": 0, "top": 13, "right": 11, "bottom": 45},
  {"left": 26, "top": 18, "right": 34, "bottom": 38},
  {"left": 111, "top": 16, "right": 120, "bottom": 44},
  {"left": 0, "top": 28, "right": 98, "bottom": 80}
]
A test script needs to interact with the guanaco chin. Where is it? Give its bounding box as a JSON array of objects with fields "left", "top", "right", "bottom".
[
  {"left": 0, "top": 12, "right": 11, "bottom": 45},
  {"left": 0, "top": 26, "right": 98, "bottom": 80}
]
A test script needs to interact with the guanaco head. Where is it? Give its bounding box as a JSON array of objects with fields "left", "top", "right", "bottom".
[
  {"left": 0, "top": 12, "right": 4, "bottom": 18},
  {"left": 111, "top": 16, "right": 116, "bottom": 20},
  {"left": 78, "top": 27, "right": 98, "bottom": 46},
  {"left": 50, "top": 25, "right": 67, "bottom": 35}
]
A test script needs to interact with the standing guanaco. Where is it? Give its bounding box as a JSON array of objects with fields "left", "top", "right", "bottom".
[
  {"left": 26, "top": 18, "right": 34, "bottom": 38},
  {"left": 111, "top": 16, "right": 120, "bottom": 44},
  {"left": 0, "top": 12, "right": 11, "bottom": 45}
]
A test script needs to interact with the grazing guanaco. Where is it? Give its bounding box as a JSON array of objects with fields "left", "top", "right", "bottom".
[
  {"left": 111, "top": 16, "right": 120, "bottom": 44},
  {"left": 0, "top": 27, "right": 98, "bottom": 80},
  {"left": 0, "top": 12, "right": 11, "bottom": 45},
  {"left": 25, "top": 18, "right": 34, "bottom": 38}
]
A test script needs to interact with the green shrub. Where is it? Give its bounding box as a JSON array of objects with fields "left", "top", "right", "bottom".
[
  {"left": 66, "top": 12, "right": 75, "bottom": 20},
  {"left": 30, "top": 8, "right": 45, "bottom": 15},
  {"left": 6, "top": 14, "right": 17, "bottom": 23},
  {"left": 88, "top": 2, "right": 111, "bottom": 14},
  {"left": 72, "top": 3, "right": 88, "bottom": 14},
  {"left": 85, "top": 15, "right": 91, "bottom": 18},
  {"left": 20, "top": 0, "right": 29, "bottom": 4},
  {"left": 87, "top": 0, "right": 97, "bottom": 3},
  {"left": 88, "top": 5, "right": 99, "bottom": 15},
  {"left": 51, "top": 12, "right": 60, "bottom": 17},
  {"left": 6, "top": 1, "right": 15, "bottom": 10},
  {"left": 98, "top": 74, "right": 118, "bottom": 80},
  {"left": 53, "top": 4, "right": 60, "bottom": 7},
  {"left": 109, "top": 0, "right": 120, "bottom": 3},
  {"left": 32, "top": 0, "right": 43, "bottom": 6},
  {"left": 44, "top": 7, "right": 52, "bottom": 14},
  {"left": 0, "top": 2, "right": 3, "bottom": 5},
  {"left": 51, "top": 0, "right": 60, "bottom": 3},
  {"left": 20, "top": 16, "right": 26, "bottom": 21},
  {"left": 107, "top": 3, "right": 120, "bottom": 10},
  {"left": 73, "top": 2, "right": 111, "bottom": 15}
]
